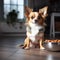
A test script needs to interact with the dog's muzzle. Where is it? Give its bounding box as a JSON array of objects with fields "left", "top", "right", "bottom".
[{"left": 35, "top": 20, "right": 38, "bottom": 23}]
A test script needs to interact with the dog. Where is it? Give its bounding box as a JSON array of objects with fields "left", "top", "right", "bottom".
[{"left": 20, "top": 6, "right": 48, "bottom": 50}]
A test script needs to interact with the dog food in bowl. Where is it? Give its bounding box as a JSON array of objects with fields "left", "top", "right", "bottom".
[{"left": 44, "top": 39, "right": 60, "bottom": 43}]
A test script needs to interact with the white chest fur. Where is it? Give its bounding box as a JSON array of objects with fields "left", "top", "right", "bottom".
[{"left": 26, "top": 22, "right": 44, "bottom": 43}]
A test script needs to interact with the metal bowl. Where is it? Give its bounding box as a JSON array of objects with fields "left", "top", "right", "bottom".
[{"left": 43, "top": 42, "right": 60, "bottom": 51}]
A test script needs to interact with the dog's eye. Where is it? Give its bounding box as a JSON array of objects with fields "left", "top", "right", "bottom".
[{"left": 31, "top": 16, "right": 34, "bottom": 19}]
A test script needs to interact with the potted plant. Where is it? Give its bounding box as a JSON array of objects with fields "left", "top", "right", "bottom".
[{"left": 6, "top": 10, "right": 18, "bottom": 26}]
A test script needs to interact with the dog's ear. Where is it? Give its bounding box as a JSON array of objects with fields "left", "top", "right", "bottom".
[
  {"left": 39, "top": 6, "right": 48, "bottom": 19},
  {"left": 24, "top": 6, "right": 33, "bottom": 18}
]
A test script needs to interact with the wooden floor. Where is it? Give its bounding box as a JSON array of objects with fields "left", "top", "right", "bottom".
[{"left": 0, "top": 36, "right": 60, "bottom": 60}]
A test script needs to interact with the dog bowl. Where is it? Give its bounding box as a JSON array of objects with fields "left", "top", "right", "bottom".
[{"left": 43, "top": 40, "right": 60, "bottom": 51}]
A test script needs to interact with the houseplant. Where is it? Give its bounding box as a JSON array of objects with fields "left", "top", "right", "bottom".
[{"left": 6, "top": 10, "right": 18, "bottom": 26}]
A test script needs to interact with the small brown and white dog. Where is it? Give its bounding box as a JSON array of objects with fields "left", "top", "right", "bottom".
[{"left": 20, "top": 6, "right": 48, "bottom": 50}]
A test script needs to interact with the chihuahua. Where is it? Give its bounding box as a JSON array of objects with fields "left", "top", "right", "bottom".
[{"left": 20, "top": 6, "right": 48, "bottom": 50}]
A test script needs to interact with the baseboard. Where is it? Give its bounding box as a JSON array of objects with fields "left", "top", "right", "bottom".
[{"left": 0, "top": 32, "right": 26, "bottom": 36}]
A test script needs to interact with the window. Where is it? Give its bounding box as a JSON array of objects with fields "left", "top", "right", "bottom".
[{"left": 4, "top": 0, "right": 24, "bottom": 19}]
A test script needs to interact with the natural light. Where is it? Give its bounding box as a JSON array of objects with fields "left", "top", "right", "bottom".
[{"left": 4, "top": 0, "right": 24, "bottom": 19}]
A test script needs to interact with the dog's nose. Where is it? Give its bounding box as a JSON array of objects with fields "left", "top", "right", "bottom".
[{"left": 35, "top": 20, "right": 38, "bottom": 23}]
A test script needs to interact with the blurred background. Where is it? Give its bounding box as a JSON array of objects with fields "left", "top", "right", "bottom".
[{"left": 0, "top": 0, "right": 60, "bottom": 37}]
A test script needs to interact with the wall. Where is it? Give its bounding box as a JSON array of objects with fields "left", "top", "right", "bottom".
[
  {"left": 0, "top": 22, "right": 26, "bottom": 36},
  {"left": 0, "top": 0, "right": 60, "bottom": 36},
  {"left": 0, "top": 0, "right": 4, "bottom": 21},
  {"left": 28, "top": 0, "right": 50, "bottom": 11}
]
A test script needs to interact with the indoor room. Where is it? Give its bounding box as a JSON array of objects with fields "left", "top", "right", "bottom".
[{"left": 0, "top": 0, "right": 60, "bottom": 60}]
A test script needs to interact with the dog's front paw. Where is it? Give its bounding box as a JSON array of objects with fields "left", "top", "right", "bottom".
[
  {"left": 24, "top": 47, "right": 30, "bottom": 50},
  {"left": 40, "top": 46, "right": 45, "bottom": 50}
]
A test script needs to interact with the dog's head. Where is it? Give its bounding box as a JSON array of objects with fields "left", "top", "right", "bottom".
[{"left": 25, "top": 6, "right": 48, "bottom": 26}]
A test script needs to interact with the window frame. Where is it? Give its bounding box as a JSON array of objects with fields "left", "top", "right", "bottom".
[{"left": 4, "top": 0, "right": 24, "bottom": 20}]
